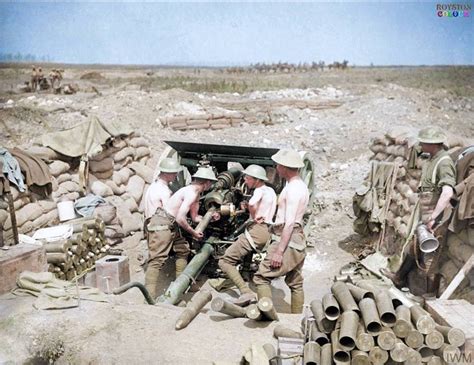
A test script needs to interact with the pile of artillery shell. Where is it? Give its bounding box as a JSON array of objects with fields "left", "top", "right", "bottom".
[
  {"left": 275, "top": 282, "right": 466, "bottom": 364},
  {"left": 44, "top": 217, "right": 108, "bottom": 281}
]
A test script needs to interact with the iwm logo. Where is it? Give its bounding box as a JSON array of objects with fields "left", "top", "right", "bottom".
[
  {"left": 444, "top": 352, "right": 473, "bottom": 363},
  {"left": 437, "top": 3, "right": 471, "bottom": 17}
]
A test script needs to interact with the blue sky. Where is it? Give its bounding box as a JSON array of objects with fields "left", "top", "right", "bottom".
[{"left": 0, "top": 1, "right": 472, "bottom": 66}]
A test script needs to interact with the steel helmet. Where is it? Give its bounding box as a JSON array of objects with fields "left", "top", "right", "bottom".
[
  {"left": 192, "top": 167, "right": 218, "bottom": 181},
  {"left": 243, "top": 164, "right": 268, "bottom": 181},
  {"left": 158, "top": 158, "right": 181, "bottom": 173},
  {"left": 418, "top": 127, "right": 447, "bottom": 145},
  {"left": 271, "top": 149, "right": 305, "bottom": 168}
]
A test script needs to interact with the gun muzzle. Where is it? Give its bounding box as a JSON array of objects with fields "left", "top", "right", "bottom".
[{"left": 416, "top": 224, "right": 439, "bottom": 253}]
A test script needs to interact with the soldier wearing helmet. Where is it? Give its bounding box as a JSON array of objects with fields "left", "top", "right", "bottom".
[
  {"left": 382, "top": 126, "right": 456, "bottom": 296},
  {"left": 145, "top": 165, "right": 218, "bottom": 299},
  {"left": 31, "top": 66, "right": 37, "bottom": 92},
  {"left": 218, "top": 164, "right": 277, "bottom": 306},
  {"left": 253, "top": 149, "right": 310, "bottom": 313}
]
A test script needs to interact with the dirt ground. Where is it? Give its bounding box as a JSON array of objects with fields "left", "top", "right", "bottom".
[{"left": 0, "top": 64, "right": 473, "bottom": 364}]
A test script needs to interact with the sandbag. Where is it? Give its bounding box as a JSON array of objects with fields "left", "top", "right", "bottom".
[
  {"left": 4, "top": 202, "right": 43, "bottom": 229},
  {"left": 126, "top": 175, "right": 145, "bottom": 203},
  {"left": 116, "top": 205, "right": 141, "bottom": 235},
  {"left": 373, "top": 152, "right": 388, "bottom": 161},
  {"left": 93, "top": 170, "right": 114, "bottom": 180},
  {"left": 56, "top": 173, "right": 71, "bottom": 185},
  {"left": 93, "top": 204, "right": 116, "bottom": 224},
  {"left": 0, "top": 209, "right": 8, "bottom": 226},
  {"left": 128, "top": 137, "right": 148, "bottom": 148},
  {"left": 55, "top": 192, "right": 80, "bottom": 202},
  {"left": 114, "top": 147, "right": 135, "bottom": 162},
  {"left": 31, "top": 209, "right": 59, "bottom": 230},
  {"left": 114, "top": 156, "right": 133, "bottom": 171},
  {"left": 104, "top": 225, "right": 125, "bottom": 239},
  {"left": 128, "top": 161, "right": 153, "bottom": 184},
  {"left": 134, "top": 146, "right": 150, "bottom": 160},
  {"left": 14, "top": 196, "right": 31, "bottom": 210},
  {"left": 48, "top": 160, "right": 70, "bottom": 177},
  {"left": 89, "top": 146, "right": 120, "bottom": 162},
  {"left": 90, "top": 181, "right": 113, "bottom": 198},
  {"left": 121, "top": 194, "right": 139, "bottom": 213},
  {"left": 26, "top": 145, "right": 60, "bottom": 161},
  {"left": 138, "top": 156, "right": 149, "bottom": 165},
  {"left": 439, "top": 260, "right": 469, "bottom": 293},
  {"left": 448, "top": 233, "right": 474, "bottom": 263},
  {"left": 89, "top": 158, "right": 114, "bottom": 173},
  {"left": 112, "top": 168, "right": 132, "bottom": 186},
  {"left": 104, "top": 180, "right": 126, "bottom": 195},
  {"left": 38, "top": 200, "right": 57, "bottom": 213}
]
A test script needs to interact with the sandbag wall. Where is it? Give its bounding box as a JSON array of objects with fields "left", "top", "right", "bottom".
[
  {"left": 368, "top": 128, "right": 472, "bottom": 302},
  {"left": 43, "top": 218, "right": 108, "bottom": 281},
  {"left": 1, "top": 133, "right": 156, "bottom": 246},
  {"left": 162, "top": 112, "right": 248, "bottom": 131},
  {"left": 242, "top": 281, "right": 466, "bottom": 364}
]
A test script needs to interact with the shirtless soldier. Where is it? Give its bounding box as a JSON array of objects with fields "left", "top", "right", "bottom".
[
  {"left": 144, "top": 158, "right": 181, "bottom": 219},
  {"left": 144, "top": 166, "right": 218, "bottom": 299},
  {"left": 253, "top": 149, "right": 310, "bottom": 313},
  {"left": 218, "top": 164, "right": 277, "bottom": 305}
]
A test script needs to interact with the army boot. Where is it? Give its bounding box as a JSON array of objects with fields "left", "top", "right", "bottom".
[
  {"left": 220, "top": 262, "right": 257, "bottom": 306},
  {"left": 144, "top": 268, "right": 159, "bottom": 301},
  {"left": 291, "top": 290, "right": 304, "bottom": 314},
  {"left": 380, "top": 255, "right": 416, "bottom": 288},
  {"left": 423, "top": 274, "right": 441, "bottom": 299}
]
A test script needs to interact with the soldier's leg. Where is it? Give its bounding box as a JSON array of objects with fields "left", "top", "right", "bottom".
[
  {"left": 285, "top": 256, "right": 306, "bottom": 314},
  {"left": 172, "top": 233, "right": 191, "bottom": 278},
  {"left": 218, "top": 233, "right": 255, "bottom": 295},
  {"left": 144, "top": 228, "right": 173, "bottom": 300},
  {"left": 381, "top": 239, "right": 416, "bottom": 287}
]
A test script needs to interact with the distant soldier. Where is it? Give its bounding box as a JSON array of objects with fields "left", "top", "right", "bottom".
[
  {"left": 382, "top": 127, "right": 456, "bottom": 296},
  {"left": 253, "top": 149, "right": 310, "bottom": 314},
  {"left": 218, "top": 165, "right": 277, "bottom": 305},
  {"left": 144, "top": 167, "right": 218, "bottom": 299},
  {"left": 30, "top": 66, "right": 37, "bottom": 91}
]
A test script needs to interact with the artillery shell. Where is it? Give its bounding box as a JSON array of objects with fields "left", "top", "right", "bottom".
[
  {"left": 303, "top": 341, "right": 321, "bottom": 365},
  {"left": 435, "top": 325, "right": 465, "bottom": 347},
  {"left": 263, "top": 343, "right": 277, "bottom": 365},
  {"left": 377, "top": 327, "right": 397, "bottom": 351},
  {"left": 374, "top": 291, "right": 396, "bottom": 327},
  {"left": 355, "top": 323, "right": 374, "bottom": 352},
  {"left": 405, "top": 328, "right": 424, "bottom": 349},
  {"left": 309, "top": 324, "right": 329, "bottom": 346},
  {"left": 405, "top": 348, "right": 422, "bottom": 365},
  {"left": 310, "top": 299, "right": 336, "bottom": 334},
  {"left": 322, "top": 293, "right": 340, "bottom": 320},
  {"left": 368, "top": 346, "right": 388, "bottom": 365},
  {"left": 211, "top": 297, "right": 246, "bottom": 318},
  {"left": 44, "top": 240, "right": 72, "bottom": 253},
  {"left": 273, "top": 325, "right": 304, "bottom": 339},
  {"left": 245, "top": 304, "right": 262, "bottom": 321},
  {"left": 46, "top": 252, "right": 70, "bottom": 265},
  {"left": 347, "top": 283, "right": 374, "bottom": 302},
  {"left": 425, "top": 329, "right": 444, "bottom": 350},
  {"left": 359, "top": 298, "right": 382, "bottom": 335},
  {"left": 389, "top": 340, "right": 409, "bottom": 362},
  {"left": 427, "top": 355, "right": 443, "bottom": 365},
  {"left": 175, "top": 289, "right": 212, "bottom": 330},
  {"left": 339, "top": 310, "right": 359, "bottom": 351},
  {"left": 410, "top": 304, "right": 435, "bottom": 334},
  {"left": 434, "top": 343, "right": 461, "bottom": 361},
  {"left": 393, "top": 305, "right": 412, "bottom": 338},
  {"left": 388, "top": 290, "right": 403, "bottom": 308},
  {"left": 351, "top": 350, "right": 370, "bottom": 365},
  {"left": 418, "top": 345, "right": 434, "bottom": 362},
  {"left": 331, "top": 282, "right": 360, "bottom": 314},
  {"left": 257, "top": 297, "right": 279, "bottom": 321},
  {"left": 320, "top": 343, "right": 332, "bottom": 365},
  {"left": 331, "top": 329, "right": 350, "bottom": 363}
]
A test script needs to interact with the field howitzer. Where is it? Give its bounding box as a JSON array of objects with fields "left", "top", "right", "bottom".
[{"left": 159, "top": 168, "right": 246, "bottom": 305}]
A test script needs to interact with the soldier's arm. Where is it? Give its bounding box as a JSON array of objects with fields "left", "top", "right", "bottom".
[
  {"left": 428, "top": 185, "right": 454, "bottom": 230},
  {"left": 175, "top": 194, "right": 201, "bottom": 239},
  {"left": 189, "top": 200, "right": 202, "bottom": 223}
]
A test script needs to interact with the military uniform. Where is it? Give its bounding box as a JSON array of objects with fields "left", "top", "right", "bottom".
[
  {"left": 416, "top": 149, "right": 456, "bottom": 275},
  {"left": 253, "top": 223, "right": 307, "bottom": 313},
  {"left": 144, "top": 207, "right": 190, "bottom": 299}
]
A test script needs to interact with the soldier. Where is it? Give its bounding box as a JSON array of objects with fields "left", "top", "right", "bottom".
[
  {"left": 30, "top": 66, "right": 37, "bottom": 92},
  {"left": 253, "top": 149, "right": 310, "bottom": 313},
  {"left": 218, "top": 164, "right": 277, "bottom": 305},
  {"left": 382, "top": 127, "right": 456, "bottom": 296},
  {"left": 144, "top": 166, "right": 218, "bottom": 299},
  {"left": 144, "top": 158, "right": 181, "bottom": 220}
]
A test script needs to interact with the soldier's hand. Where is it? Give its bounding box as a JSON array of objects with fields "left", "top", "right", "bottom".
[
  {"left": 255, "top": 216, "right": 264, "bottom": 224},
  {"left": 270, "top": 251, "right": 283, "bottom": 269},
  {"left": 211, "top": 212, "right": 221, "bottom": 221},
  {"left": 426, "top": 219, "right": 435, "bottom": 232},
  {"left": 192, "top": 231, "right": 204, "bottom": 240},
  {"left": 240, "top": 201, "right": 249, "bottom": 210}
]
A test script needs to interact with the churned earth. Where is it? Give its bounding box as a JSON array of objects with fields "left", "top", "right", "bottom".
[{"left": 0, "top": 65, "right": 473, "bottom": 364}]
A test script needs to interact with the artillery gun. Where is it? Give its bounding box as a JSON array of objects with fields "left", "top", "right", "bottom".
[{"left": 117, "top": 141, "right": 315, "bottom": 305}]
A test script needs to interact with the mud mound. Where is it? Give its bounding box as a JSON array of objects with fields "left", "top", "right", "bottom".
[{"left": 80, "top": 71, "right": 104, "bottom": 80}]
